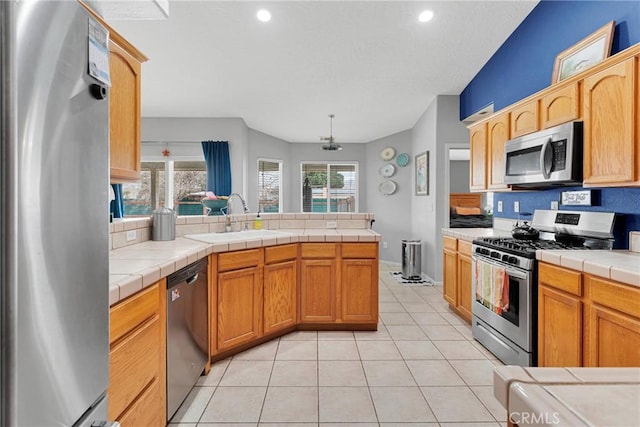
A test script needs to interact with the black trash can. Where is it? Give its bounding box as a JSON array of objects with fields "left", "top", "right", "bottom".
[{"left": 401, "top": 240, "right": 421, "bottom": 279}]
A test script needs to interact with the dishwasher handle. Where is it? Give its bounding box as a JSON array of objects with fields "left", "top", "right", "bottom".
[{"left": 167, "top": 257, "right": 208, "bottom": 289}]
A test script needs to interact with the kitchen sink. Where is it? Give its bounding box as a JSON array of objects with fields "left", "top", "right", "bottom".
[{"left": 184, "top": 229, "right": 293, "bottom": 244}]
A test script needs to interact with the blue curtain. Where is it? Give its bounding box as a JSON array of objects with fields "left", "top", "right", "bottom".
[
  {"left": 201, "top": 140, "right": 232, "bottom": 196},
  {"left": 110, "top": 184, "right": 124, "bottom": 219}
]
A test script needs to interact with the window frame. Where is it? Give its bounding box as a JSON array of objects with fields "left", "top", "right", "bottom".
[
  {"left": 257, "top": 157, "right": 283, "bottom": 214},
  {"left": 300, "top": 161, "right": 359, "bottom": 213}
]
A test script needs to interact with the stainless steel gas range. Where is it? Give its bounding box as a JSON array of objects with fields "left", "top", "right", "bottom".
[{"left": 471, "top": 210, "right": 617, "bottom": 366}]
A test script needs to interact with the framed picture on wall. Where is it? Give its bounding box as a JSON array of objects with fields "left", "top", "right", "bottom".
[
  {"left": 551, "top": 21, "right": 615, "bottom": 84},
  {"left": 415, "top": 151, "right": 429, "bottom": 196}
]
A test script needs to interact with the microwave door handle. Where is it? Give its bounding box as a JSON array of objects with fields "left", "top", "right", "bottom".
[{"left": 540, "top": 138, "right": 553, "bottom": 179}]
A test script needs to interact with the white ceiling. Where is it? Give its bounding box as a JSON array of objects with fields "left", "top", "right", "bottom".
[{"left": 108, "top": 1, "right": 538, "bottom": 143}]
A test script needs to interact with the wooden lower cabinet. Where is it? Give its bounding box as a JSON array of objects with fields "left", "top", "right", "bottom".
[
  {"left": 456, "top": 242, "right": 473, "bottom": 322},
  {"left": 538, "top": 284, "right": 583, "bottom": 367},
  {"left": 341, "top": 258, "right": 378, "bottom": 323},
  {"left": 442, "top": 237, "right": 472, "bottom": 323},
  {"left": 264, "top": 260, "right": 297, "bottom": 334},
  {"left": 586, "top": 305, "right": 640, "bottom": 367},
  {"left": 108, "top": 281, "right": 165, "bottom": 425},
  {"left": 538, "top": 262, "right": 640, "bottom": 368},
  {"left": 299, "top": 258, "right": 337, "bottom": 323},
  {"left": 217, "top": 266, "right": 263, "bottom": 351},
  {"left": 442, "top": 237, "right": 457, "bottom": 306}
]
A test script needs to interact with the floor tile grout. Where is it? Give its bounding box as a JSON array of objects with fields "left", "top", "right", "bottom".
[{"left": 172, "top": 264, "right": 506, "bottom": 426}]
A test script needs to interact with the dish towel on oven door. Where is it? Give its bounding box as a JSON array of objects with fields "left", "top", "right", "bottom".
[{"left": 475, "top": 261, "right": 509, "bottom": 313}]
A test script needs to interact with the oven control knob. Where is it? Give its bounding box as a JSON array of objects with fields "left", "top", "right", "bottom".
[
  {"left": 490, "top": 251, "right": 500, "bottom": 258},
  {"left": 475, "top": 247, "right": 482, "bottom": 254},
  {"left": 508, "top": 256, "right": 519, "bottom": 266},
  {"left": 501, "top": 254, "right": 509, "bottom": 262}
]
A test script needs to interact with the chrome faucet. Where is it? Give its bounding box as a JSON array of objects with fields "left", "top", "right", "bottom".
[{"left": 224, "top": 193, "right": 249, "bottom": 232}]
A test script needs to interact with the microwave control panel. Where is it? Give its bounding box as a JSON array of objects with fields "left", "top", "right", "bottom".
[{"left": 550, "top": 139, "right": 567, "bottom": 171}]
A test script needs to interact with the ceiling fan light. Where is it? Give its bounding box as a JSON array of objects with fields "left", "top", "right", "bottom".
[
  {"left": 257, "top": 9, "right": 271, "bottom": 22},
  {"left": 418, "top": 10, "right": 434, "bottom": 23}
]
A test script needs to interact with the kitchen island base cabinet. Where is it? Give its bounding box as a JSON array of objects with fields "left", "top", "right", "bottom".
[
  {"left": 300, "top": 259, "right": 337, "bottom": 323},
  {"left": 341, "top": 259, "right": 378, "bottom": 323},
  {"left": 108, "top": 280, "right": 165, "bottom": 426},
  {"left": 264, "top": 244, "right": 297, "bottom": 334}
]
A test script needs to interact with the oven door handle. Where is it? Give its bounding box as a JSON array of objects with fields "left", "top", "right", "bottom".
[{"left": 473, "top": 256, "right": 528, "bottom": 280}]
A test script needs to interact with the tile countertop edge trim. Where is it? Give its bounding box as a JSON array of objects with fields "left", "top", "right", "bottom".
[
  {"left": 109, "top": 230, "right": 380, "bottom": 306},
  {"left": 535, "top": 250, "right": 640, "bottom": 288}
]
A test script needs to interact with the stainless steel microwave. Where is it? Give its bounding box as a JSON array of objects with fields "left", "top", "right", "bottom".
[{"left": 504, "top": 121, "right": 582, "bottom": 187}]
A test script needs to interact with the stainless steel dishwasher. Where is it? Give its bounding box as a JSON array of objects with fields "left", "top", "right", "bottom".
[{"left": 166, "top": 257, "right": 208, "bottom": 422}]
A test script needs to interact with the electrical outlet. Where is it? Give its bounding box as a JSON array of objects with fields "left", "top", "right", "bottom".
[
  {"left": 497, "top": 201, "right": 503, "bottom": 213},
  {"left": 326, "top": 221, "right": 337, "bottom": 229},
  {"left": 126, "top": 230, "right": 137, "bottom": 241},
  {"left": 551, "top": 200, "right": 559, "bottom": 210},
  {"left": 382, "top": 241, "right": 388, "bottom": 249},
  {"left": 514, "top": 201, "right": 520, "bottom": 213}
]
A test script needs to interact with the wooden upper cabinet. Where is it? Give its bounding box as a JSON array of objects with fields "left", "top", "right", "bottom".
[
  {"left": 469, "top": 123, "right": 488, "bottom": 191},
  {"left": 541, "top": 82, "right": 580, "bottom": 129},
  {"left": 109, "top": 38, "right": 147, "bottom": 182},
  {"left": 583, "top": 57, "right": 639, "bottom": 187},
  {"left": 487, "top": 113, "right": 510, "bottom": 190},
  {"left": 510, "top": 100, "right": 538, "bottom": 138}
]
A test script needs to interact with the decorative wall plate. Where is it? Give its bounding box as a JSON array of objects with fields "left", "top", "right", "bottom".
[
  {"left": 380, "top": 146, "right": 396, "bottom": 161},
  {"left": 379, "top": 180, "right": 397, "bottom": 195},
  {"left": 396, "top": 153, "right": 409, "bottom": 167},
  {"left": 378, "top": 163, "right": 396, "bottom": 178}
]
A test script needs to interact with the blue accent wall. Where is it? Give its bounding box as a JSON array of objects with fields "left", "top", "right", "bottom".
[
  {"left": 494, "top": 188, "right": 640, "bottom": 249},
  {"left": 460, "top": 0, "right": 640, "bottom": 249},
  {"left": 460, "top": 0, "right": 640, "bottom": 119}
]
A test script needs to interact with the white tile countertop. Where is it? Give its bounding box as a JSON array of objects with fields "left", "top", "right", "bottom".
[
  {"left": 109, "top": 229, "right": 380, "bottom": 306},
  {"left": 493, "top": 366, "right": 640, "bottom": 426},
  {"left": 536, "top": 250, "right": 640, "bottom": 287},
  {"left": 441, "top": 227, "right": 512, "bottom": 242}
]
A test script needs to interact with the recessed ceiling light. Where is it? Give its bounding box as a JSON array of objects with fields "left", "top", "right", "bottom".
[
  {"left": 418, "top": 10, "right": 434, "bottom": 23},
  {"left": 257, "top": 9, "right": 271, "bottom": 22}
]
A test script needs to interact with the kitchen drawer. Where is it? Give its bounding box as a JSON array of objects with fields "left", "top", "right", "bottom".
[
  {"left": 457, "top": 240, "right": 472, "bottom": 256},
  {"left": 265, "top": 244, "right": 297, "bottom": 264},
  {"left": 110, "top": 283, "right": 159, "bottom": 344},
  {"left": 342, "top": 243, "right": 378, "bottom": 259},
  {"left": 443, "top": 236, "right": 457, "bottom": 251},
  {"left": 108, "top": 315, "right": 161, "bottom": 420},
  {"left": 587, "top": 275, "right": 640, "bottom": 318},
  {"left": 116, "top": 377, "right": 162, "bottom": 427},
  {"left": 538, "top": 262, "right": 582, "bottom": 296},
  {"left": 301, "top": 243, "right": 337, "bottom": 258},
  {"left": 218, "top": 248, "right": 261, "bottom": 272}
]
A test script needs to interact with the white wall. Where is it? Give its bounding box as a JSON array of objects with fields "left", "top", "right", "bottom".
[
  {"left": 288, "top": 143, "right": 367, "bottom": 213},
  {"left": 365, "top": 130, "right": 412, "bottom": 263},
  {"left": 449, "top": 161, "right": 470, "bottom": 193},
  {"left": 247, "top": 129, "right": 292, "bottom": 212},
  {"left": 141, "top": 117, "right": 249, "bottom": 197},
  {"left": 411, "top": 95, "right": 468, "bottom": 281}
]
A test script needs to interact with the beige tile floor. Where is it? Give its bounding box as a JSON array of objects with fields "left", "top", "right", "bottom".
[{"left": 169, "top": 262, "right": 507, "bottom": 427}]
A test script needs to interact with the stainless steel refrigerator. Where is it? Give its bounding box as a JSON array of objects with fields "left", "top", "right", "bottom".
[{"left": 1, "top": 1, "right": 111, "bottom": 425}]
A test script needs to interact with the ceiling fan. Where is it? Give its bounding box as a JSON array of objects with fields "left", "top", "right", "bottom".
[{"left": 321, "top": 114, "right": 342, "bottom": 151}]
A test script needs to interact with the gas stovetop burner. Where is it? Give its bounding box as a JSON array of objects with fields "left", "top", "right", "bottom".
[{"left": 472, "top": 237, "right": 590, "bottom": 261}]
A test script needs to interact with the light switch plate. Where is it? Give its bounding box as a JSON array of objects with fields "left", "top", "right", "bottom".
[
  {"left": 126, "top": 230, "right": 137, "bottom": 241},
  {"left": 514, "top": 201, "right": 520, "bottom": 213},
  {"left": 551, "top": 200, "right": 559, "bottom": 210},
  {"left": 497, "top": 201, "right": 503, "bottom": 212}
]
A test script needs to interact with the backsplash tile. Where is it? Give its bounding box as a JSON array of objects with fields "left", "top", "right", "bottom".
[{"left": 109, "top": 213, "right": 374, "bottom": 251}]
